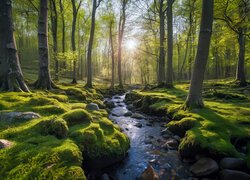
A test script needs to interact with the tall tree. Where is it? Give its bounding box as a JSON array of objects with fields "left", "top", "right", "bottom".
[
  {"left": 59, "top": 0, "right": 65, "bottom": 53},
  {"left": 215, "top": 0, "right": 250, "bottom": 86},
  {"left": 71, "top": 0, "right": 82, "bottom": 84},
  {"left": 185, "top": 0, "right": 214, "bottom": 108},
  {"left": 156, "top": 0, "right": 167, "bottom": 86},
  {"left": 49, "top": 0, "right": 59, "bottom": 81},
  {"left": 35, "top": 0, "right": 55, "bottom": 90},
  {"left": 166, "top": 0, "right": 175, "bottom": 87},
  {"left": 117, "top": 0, "right": 129, "bottom": 89},
  {"left": 109, "top": 17, "right": 115, "bottom": 89},
  {"left": 0, "top": 0, "right": 29, "bottom": 92},
  {"left": 86, "top": 0, "right": 102, "bottom": 88}
]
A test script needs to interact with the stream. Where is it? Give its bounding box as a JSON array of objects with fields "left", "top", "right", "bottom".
[{"left": 103, "top": 93, "right": 191, "bottom": 180}]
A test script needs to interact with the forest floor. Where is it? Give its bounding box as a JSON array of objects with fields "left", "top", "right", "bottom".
[
  {"left": 125, "top": 80, "right": 250, "bottom": 169},
  {"left": 0, "top": 83, "right": 129, "bottom": 179},
  {"left": 0, "top": 77, "right": 249, "bottom": 179}
]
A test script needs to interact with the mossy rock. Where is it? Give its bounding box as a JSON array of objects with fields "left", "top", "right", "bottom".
[
  {"left": 167, "top": 117, "right": 198, "bottom": 137},
  {"left": 179, "top": 128, "right": 240, "bottom": 158},
  {"left": 48, "top": 94, "right": 69, "bottom": 102},
  {"left": 62, "top": 109, "right": 93, "bottom": 126},
  {"left": 99, "top": 118, "right": 114, "bottom": 135},
  {"left": 39, "top": 118, "right": 68, "bottom": 139},
  {"left": 28, "top": 96, "right": 55, "bottom": 106},
  {"left": 125, "top": 91, "right": 143, "bottom": 103},
  {"left": 32, "top": 105, "right": 68, "bottom": 115},
  {"left": 93, "top": 100, "right": 105, "bottom": 109},
  {"left": 65, "top": 88, "right": 87, "bottom": 101}
]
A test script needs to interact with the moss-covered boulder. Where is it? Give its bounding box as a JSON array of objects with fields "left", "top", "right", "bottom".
[
  {"left": 39, "top": 118, "right": 69, "bottom": 139},
  {"left": 62, "top": 109, "right": 93, "bottom": 126},
  {"left": 65, "top": 88, "right": 87, "bottom": 101},
  {"left": 71, "top": 123, "right": 130, "bottom": 169},
  {"left": 32, "top": 105, "right": 68, "bottom": 115},
  {"left": 167, "top": 117, "right": 198, "bottom": 137}
]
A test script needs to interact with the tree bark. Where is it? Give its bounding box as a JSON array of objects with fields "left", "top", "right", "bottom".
[
  {"left": 166, "top": 0, "right": 174, "bottom": 87},
  {"left": 35, "top": 0, "right": 55, "bottom": 90},
  {"left": 86, "top": 0, "right": 99, "bottom": 88},
  {"left": 0, "top": 0, "right": 29, "bottom": 92},
  {"left": 117, "top": 0, "right": 127, "bottom": 89},
  {"left": 236, "top": 29, "right": 247, "bottom": 86},
  {"left": 59, "top": 0, "right": 65, "bottom": 53},
  {"left": 185, "top": 0, "right": 214, "bottom": 108},
  {"left": 49, "top": 0, "right": 59, "bottom": 81},
  {"left": 71, "top": 0, "right": 79, "bottom": 84},
  {"left": 158, "top": 0, "right": 166, "bottom": 85},
  {"left": 109, "top": 20, "right": 115, "bottom": 89}
]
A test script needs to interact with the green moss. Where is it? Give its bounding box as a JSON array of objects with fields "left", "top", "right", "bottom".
[
  {"left": 39, "top": 118, "right": 68, "bottom": 139},
  {"left": 28, "top": 96, "right": 55, "bottom": 106},
  {"left": 70, "top": 103, "right": 87, "bottom": 110},
  {"left": 62, "top": 109, "right": 93, "bottom": 126},
  {"left": 48, "top": 94, "right": 69, "bottom": 102},
  {"left": 0, "top": 85, "right": 131, "bottom": 179},
  {"left": 126, "top": 81, "right": 250, "bottom": 159},
  {"left": 99, "top": 118, "right": 114, "bottom": 135},
  {"left": 32, "top": 105, "right": 69, "bottom": 115},
  {"left": 167, "top": 117, "right": 199, "bottom": 137},
  {"left": 65, "top": 88, "right": 87, "bottom": 101}
]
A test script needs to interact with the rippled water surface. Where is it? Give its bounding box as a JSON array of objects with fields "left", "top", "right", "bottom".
[{"left": 105, "top": 94, "right": 190, "bottom": 180}]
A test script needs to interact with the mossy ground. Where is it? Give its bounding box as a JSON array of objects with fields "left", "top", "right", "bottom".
[
  {"left": 128, "top": 80, "right": 250, "bottom": 165},
  {"left": 0, "top": 84, "right": 130, "bottom": 179}
]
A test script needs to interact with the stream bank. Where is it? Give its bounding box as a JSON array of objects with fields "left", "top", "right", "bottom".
[{"left": 101, "top": 93, "right": 190, "bottom": 179}]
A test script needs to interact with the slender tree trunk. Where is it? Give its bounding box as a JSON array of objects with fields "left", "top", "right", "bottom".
[
  {"left": 71, "top": 0, "right": 78, "bottom": 84},
  {"left": 49, "top": 0, "right": 59, "bottom": 81},
  {"left": 59, "top": 0, "right": 65, "bottom": 53},
  {"left": 236, "top": 29, "right": 247, "bottom": 86},
  {"left": 225, "top": 48, "right": 231, "bottom": 78},
  {"left": 109, "top": 20, "right": 115, "bottom": 89},
  {"left": 117, "top": 0, "right": 127, "bottom": 89},
  {"left": 166, "top": 0, "right": 174, "bottom": 87},
  {"left": 185, "top": 0, "right": 214, "bottom": 108},
  {"left": 0, "top": 0, "right": 29, "bottom": 92},
  {"left": 158, "top": 0, "right": 166, "bottom": 85},
  {"left": 86, "top": 0, "right": 98, "bottom": 88},
  {"left": 35, "top": 0, "right": 55, "bottom": 90}
]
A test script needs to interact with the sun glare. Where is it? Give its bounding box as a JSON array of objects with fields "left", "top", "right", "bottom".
[{"left": 125, "top": 39, "right": 138, "bottom": 50}]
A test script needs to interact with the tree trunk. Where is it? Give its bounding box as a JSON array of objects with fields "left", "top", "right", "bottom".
[
  {"left": 86, "top": 0, "right": 98, "bottom": 88},
  {"left": 166, "top": 0, "right": 174, "bottom": 87},
  {"left": 35, "top": 0, "right": 55, "bottom": 90},
  {"left": 49, "top": 0, "right": 59, "bottom": 81},
  {"left": 71, "top": 0, "right": 78, "bottom": 84},
  {"left": 109, "top": 20, "right": 115, "bottom": 89},
  {"left": 117, "top": 0, "right": 127, "bottom": 89},
  {"left": 158, "top": 0, "right": 166, "bottom": 85},
  {"left": 236, "top": 29, "right": 247, "bottom": 86},
  {"left": 0, "top": 0, "right": 29, "bottom": 92},
  {"left": 59, "top": 0, "right": 65, "bottom": 53},
  {"left": 185, "top": 0, "right": 214, "bottom": 108}
]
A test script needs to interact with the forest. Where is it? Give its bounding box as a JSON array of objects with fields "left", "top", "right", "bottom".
[{"left": 0, "top": 0, "right": 249, "bottom": 179}]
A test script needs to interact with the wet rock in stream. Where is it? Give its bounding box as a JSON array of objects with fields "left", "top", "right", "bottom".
[{"left": 138, "top": 165, "right": 159, "bottom": 180}]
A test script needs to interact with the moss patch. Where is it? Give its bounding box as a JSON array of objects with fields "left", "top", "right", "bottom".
[
  {"left": 62, "top": 109, "right": 93, "bottom": 126},
  {"left": 127, "top": 80, "right": 250, "bottom": 160},
  {"left": 0, "top": 84, "right": 130, "bottom": 178},
  {"left": 39, "top": 118, "right": 69, "bottom": 139}
]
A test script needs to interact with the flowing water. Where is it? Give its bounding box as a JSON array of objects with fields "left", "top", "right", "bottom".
[{"left": 103, "top": 94, "right": 191, "bottom": 180}]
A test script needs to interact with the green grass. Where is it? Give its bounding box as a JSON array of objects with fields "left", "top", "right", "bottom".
[{"left": 0, "top": 84, "right": 130, "bottom": 179}]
